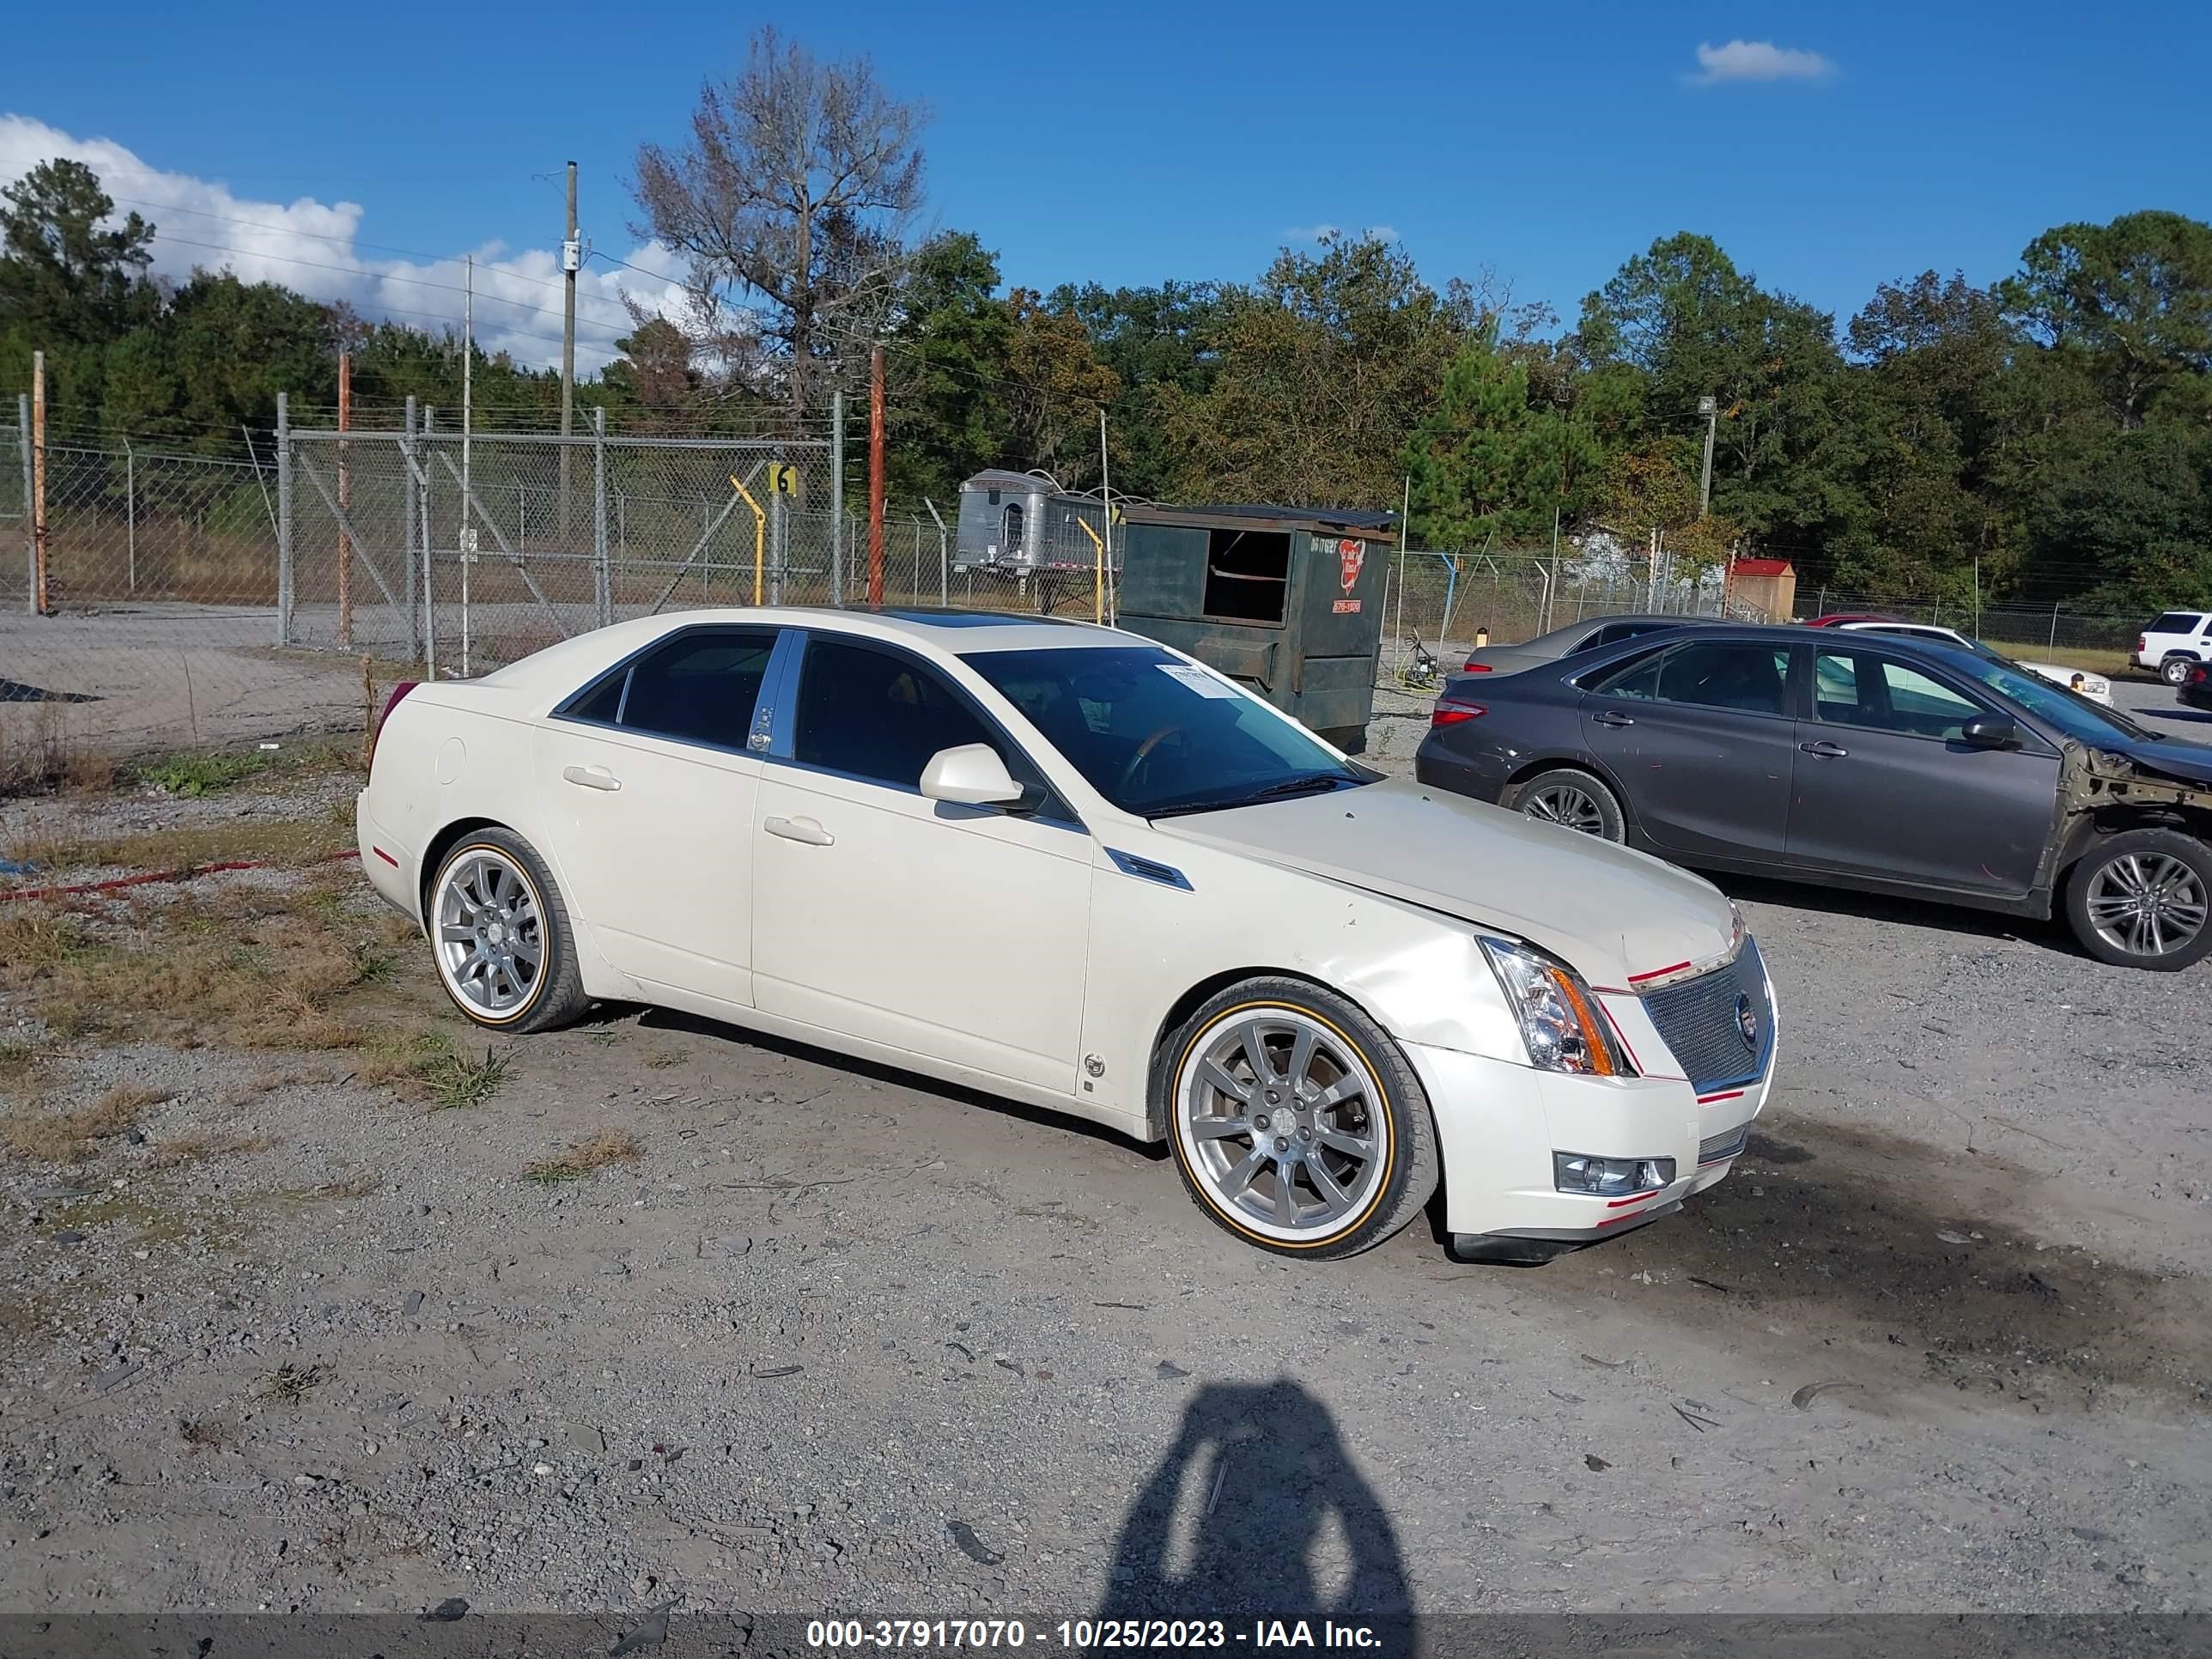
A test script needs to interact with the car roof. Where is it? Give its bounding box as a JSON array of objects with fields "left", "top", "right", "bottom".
[
  {"left": 474, "top": 606, "right": 1139, "bottom": 696},
  {"left": 1517, "top": 613, "right": 1702, "bottom": 650}
]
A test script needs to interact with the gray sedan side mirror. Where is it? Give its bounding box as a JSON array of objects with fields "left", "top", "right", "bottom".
[
  {"left": 921, "top": 743, "right": 1024, "bottom": 806},
  {"left": 1960, "top": 714, "right": 2017, "bottom": 750}
]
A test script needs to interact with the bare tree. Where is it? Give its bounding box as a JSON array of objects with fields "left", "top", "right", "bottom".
[{"left": 632, "top": 27, "right": 927, "bottom": 426}]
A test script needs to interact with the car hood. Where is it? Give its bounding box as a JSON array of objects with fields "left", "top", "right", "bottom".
[
  {"left": 2097, "top": 735, "right": 2212, "bottom": 789},
  {"left": 1152, "top": 779, "right": 1737, "bottom": 988}
]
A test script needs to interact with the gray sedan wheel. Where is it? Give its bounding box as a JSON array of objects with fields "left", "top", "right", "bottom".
[
  {"left": 2064, "top": 829, "right": 2212, "bottom": 972},
  {"left": 1506, "top": 768, "right": 1626, "bottom": 843}
]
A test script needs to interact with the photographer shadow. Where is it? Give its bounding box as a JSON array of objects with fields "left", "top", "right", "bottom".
[{"left": 1093, "top": 1378, "right": 1413, "bottom": 1628}]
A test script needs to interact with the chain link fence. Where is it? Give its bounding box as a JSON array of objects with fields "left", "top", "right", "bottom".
[{"left": 1, "top": 395, "right": 2170, "bottom": 783}]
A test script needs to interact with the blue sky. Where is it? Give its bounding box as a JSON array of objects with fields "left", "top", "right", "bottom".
[{"left": 3, "top": 0, "right": 2207, "bottom": 368}]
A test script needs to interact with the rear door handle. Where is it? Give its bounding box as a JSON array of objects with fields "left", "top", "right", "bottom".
[
  {"left": 1800, "top": 740, "right": 1849, "bottom": 758},
  {"left": 764, "top": 815, "right": 835, "bottom": 847},
  {"left": 1593, "top": 710, "right": 1636, "bottom": 727},
  {"left": 562, "top": 764, "right": 621, "bottom": 792}
]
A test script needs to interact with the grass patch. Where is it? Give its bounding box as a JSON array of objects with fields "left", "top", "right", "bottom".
[
  {"left": 523, "top": 1130, "right": 643, "bottom": 1184},
  {"left": 4, "top": 799, "right": 357, "bottom": 876},
  {"left": 0, "top": 882, "right": 398, "bottom": 1053},
  {"left": 421, "top": 1045, "right": 512, "bottom": 1110},
  {"left": 125, "top": 738, "right": 362, "bottom": 799},
  {"left": 1984, "top": 640, "right": 2132, "bottom": 675},
  {"left": 258, "top": 1363, "right": 325, "bottom": 1402},
  {"left": 0, "top": 703, "right": 112, "bottom": 799},
  {"left": 643, "top": 1052, "right": 684, "bottom": 1070},
  {"left": 5, "top": 1083, "right": 172, "bottom": 1163}
]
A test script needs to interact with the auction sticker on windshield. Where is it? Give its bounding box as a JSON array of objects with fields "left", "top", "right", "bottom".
[{"left": 1158, "top": 663, "right": 1241, "bottom": 698}]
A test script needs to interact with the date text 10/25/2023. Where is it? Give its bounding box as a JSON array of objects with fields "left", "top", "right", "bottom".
[{"left": 805, "top": 1619, "right": 1388, "bottom": 1650}]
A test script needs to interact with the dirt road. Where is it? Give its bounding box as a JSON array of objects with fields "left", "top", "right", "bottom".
[{"left": 0, "top": 717, "right": 2206, "bottom": 1621}]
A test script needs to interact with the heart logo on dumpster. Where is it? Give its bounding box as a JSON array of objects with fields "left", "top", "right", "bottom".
[{"left": 1338, "top": 538, "right": 1364, "bottom": 592}]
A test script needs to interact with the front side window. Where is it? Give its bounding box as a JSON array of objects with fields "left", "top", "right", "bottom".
[
  {"left": 1814, "top": 651, "right": 1985, "bottom": 741},
  {"left": 1592, "top": 641, "right": 1791, "bottom": 717},
  {"left": 561, "top": 628, "right": 776, "bottom": 750},
  {"left": 966, "top": 644, "right": 1366, "bottom": 817},
  {"left": 793, "top": 638, "right": 1007, "bottom": 792}
]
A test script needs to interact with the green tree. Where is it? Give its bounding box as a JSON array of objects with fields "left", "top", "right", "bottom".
[
  {"left": 2000, "top": 210, "right": 2212, "bottom": 428},
  {"left": 0, "top": 159, "right": 157, "bottom": 347},
  {"left": 884, "top": 230, "right": 1013, "bottom": 501},
  {"left": 1156, "top": 233, "right": 1469, "bottom": 508},
  {"left": 1403, "top": 327, "right": 1601, "bottom": 551}
]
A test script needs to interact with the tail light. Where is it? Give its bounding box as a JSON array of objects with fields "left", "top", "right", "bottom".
[
  {"left": 2138, "top": 635, "right": 2148, "bottom": 653},
  {"left": 1461, "top": 659, "right": 1493, "bottom": 672},
  {"left": 1431, "top": 698, "right": 1486, "bottom": 726},
  {"left": 2191, "top": 665, "right": 2209, "bottom": 685},
  {"left": 370, "top": 681, "right": 419, "bottom": 764}
]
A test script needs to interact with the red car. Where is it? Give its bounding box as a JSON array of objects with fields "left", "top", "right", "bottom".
[{"left": 1802, "top": 612, "right": 1901, "bottom": 628}]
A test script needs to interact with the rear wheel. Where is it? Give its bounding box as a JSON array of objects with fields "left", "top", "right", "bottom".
[
  {"left": 1505, "top": 767, "right": 1626, "bottom": 842},
  {"left": 2162, "top": 655, "right": 2197, "bottom": 686},
  {"left": 2064, "top": 828, "right": 2212, "bottom": 971},
  {"left": 1157, "top": 978, "right": 1437, "bottom": 1259},
  {"left": 428, "top": 829, "right": 591, "bottom": 1030}
]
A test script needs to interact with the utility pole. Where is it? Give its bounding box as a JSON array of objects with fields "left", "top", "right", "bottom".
[
  {"left": 30, "top": 351, "right": 48, "bottom": 616},
  {"left": 1098, "top": 404, "right": 1112, "bottom": 624},
  {"left": 462, "top": 255, "right": 474, "bottom": 678},
  {"left": 560, "top": 161, "right": 578, "bottom": 541},
  {"left": 337, "top": 350, "right": 352, "bottom": 644},
  {"left": 868, "top": 344, "right": 885, "bottom": 606},
  {"left": 1697, "top": 395, "right": 1718, "bottom": 519}
]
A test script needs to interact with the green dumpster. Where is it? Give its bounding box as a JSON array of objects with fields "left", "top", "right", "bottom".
[{"left": 1115, "top": 502, "right": 1395, "bottom": 751}]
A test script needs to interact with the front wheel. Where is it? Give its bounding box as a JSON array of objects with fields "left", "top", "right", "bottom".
[
  {"left": 2163, "top": 655, "right": 2197, "bottom": 686},
  {"left": 1505, "top": 767, "right": 1626, "bottom": 842},
  {"left": 1156, "top": 978, "right": 1437, "bottom": 1259},
  {"left": 428, "top": 829, "right": 592, "bottom": 1030},
  {"left": 2064, "top": 829, "right": 2212, "bottom": 971}
]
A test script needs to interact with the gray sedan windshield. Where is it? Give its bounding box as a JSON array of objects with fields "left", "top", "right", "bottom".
[
  {"left": 1949, "top": 655, "right": 2149, "bottom": 744},
  {"left": 966, "top": 645, "right": 1366, "bottom": 816}
]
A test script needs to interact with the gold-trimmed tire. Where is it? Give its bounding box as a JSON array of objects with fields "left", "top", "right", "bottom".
[
  {"left": 426, "top": 828, "right": 590, "bottom": 1033},
  {"left": 1154, "top": 977, "right": 1438, "bottom": 1259}
]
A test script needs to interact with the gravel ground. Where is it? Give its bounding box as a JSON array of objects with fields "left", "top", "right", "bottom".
[{"left": 1, "top": 679, "right": 2208, "bottom": 1622}]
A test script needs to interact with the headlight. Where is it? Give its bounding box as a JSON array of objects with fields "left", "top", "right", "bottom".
[{"left": 1480, "top": 938, "right": 1629, "bottom": 1076}]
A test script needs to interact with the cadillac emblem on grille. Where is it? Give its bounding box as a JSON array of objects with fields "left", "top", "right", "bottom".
[{"left": 1734, "top": 993, "right": 1759, "bottom": 1050}]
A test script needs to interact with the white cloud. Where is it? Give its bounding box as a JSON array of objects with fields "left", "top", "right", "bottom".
[
  {"left": 1362, "top": 224, "right": 1400, "bottom": 242},
  {"left": 0, "top": 114, "right": 700, "bottom": 372},
  {"left": 1687, "top": 40, "right": 1836, "bottom": 86},
  {"left": 1284, "top": 222, "right": 1342, "bottom": 241}
]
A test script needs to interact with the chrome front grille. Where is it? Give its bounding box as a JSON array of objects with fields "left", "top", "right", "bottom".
[
  {"left": 1641, "top": 937, "right": 1773, "bottom": 1094},
  {"left": 1698, "top": 1124, "right": 1750, "bottom": 1165}
]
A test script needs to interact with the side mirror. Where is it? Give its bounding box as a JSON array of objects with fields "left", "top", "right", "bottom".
[
  {"left": 920, "top": 743, "right": 1024, "bottom": 807},
  {"left": 1960, "top": 714, "right": 2016, "bottom": 750}
]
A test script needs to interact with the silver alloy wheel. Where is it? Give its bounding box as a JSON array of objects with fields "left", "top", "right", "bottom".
[
  {"left": 1176, "top": 1008, "right": 1389, "bottom": 1244},
  {"left": 2166, "top": 658, "right": 2194, "bottom": 685},
  {"left": 1522, "top": 781, "right": 1608, "bottom": 836},
  {"left": 434, "top": 848, "right": 546, "bottom": 1018},
  {"left": 2083, "top": 852, "right": 2209, "bottom": 958}
]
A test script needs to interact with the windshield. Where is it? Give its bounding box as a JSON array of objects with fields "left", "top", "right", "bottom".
[
  {"left": 1948, "top": 653, "right": 2151, "bottom": 745},
  {"left": 965, "top": 644, "right": 1369, "bottom": 816}
]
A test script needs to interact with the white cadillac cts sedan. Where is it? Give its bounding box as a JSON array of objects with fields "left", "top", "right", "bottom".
[{"left": 358, "top": 608, "right": 1777, "bottom": 1261}]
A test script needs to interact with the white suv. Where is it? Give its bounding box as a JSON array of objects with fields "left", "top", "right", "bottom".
[{"left": 2136, "top": 611, "right": 2212, "bottom": 684}]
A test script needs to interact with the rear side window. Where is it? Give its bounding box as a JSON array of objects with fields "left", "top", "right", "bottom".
[
  {"left": 2149, "top": 612, "right": 2205, "bottom": 634},
  {"left": 1592, "top": 641, "right": 1791, "bottom": 717},
  {"left": 1584, "top": 620, "right": 1680, "bottom": 650},
  {"left": 560, "top": 627, "right": 776, "bottom": 750}
]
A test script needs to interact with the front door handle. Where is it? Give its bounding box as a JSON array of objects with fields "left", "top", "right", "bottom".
[
  {"left": 763, "top": 815, "right": 835, "bottom": 847},
  {"left": 562, "top": 764, "right": 621, "bottom": 792},
  {"left": 1593, "top": 710, "right": 1636, "bottom": 727},
  {"left": 1800, "top": 740, "right": 1849, "bottom": 758}
]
